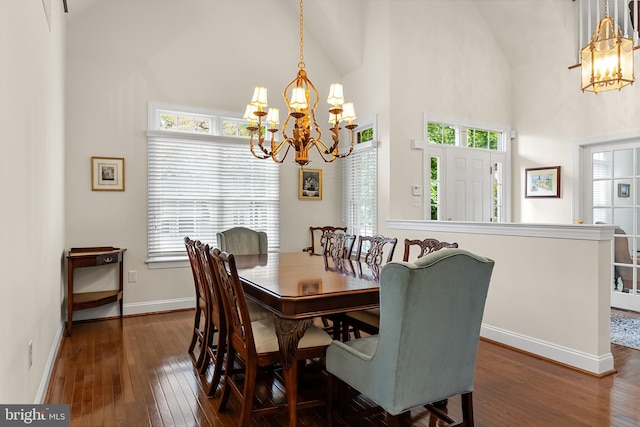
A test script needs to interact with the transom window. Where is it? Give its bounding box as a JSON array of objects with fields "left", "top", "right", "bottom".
[
  {"left": 157, "top": 109, "right": 213, "bottom": 134},
  {"left": 427, "top": 121, "right": 502, "bottom": 150}
]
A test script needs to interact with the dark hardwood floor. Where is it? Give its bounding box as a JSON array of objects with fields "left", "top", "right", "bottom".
[{"left": 46, "top": 309, "right": 640, "bottom": 427}]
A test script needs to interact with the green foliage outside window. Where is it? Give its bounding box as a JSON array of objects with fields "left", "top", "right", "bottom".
[
  {"left": 160, "top": 113, "right": 211, "bottom": 133},
  {"left": 430, "top": 156, "right": 439, "bottom": 220},
  {"left": 427, "top": 123, "right": 455, "bottom": 145},
  {"left": 194, "top": 118, "right": 210, "bottom": 133},
  {"left": 223, "top": 120, "right": 238, "bottom": 136},
  {"left": 357, "top": 127, "right": 374, "bottom": 143},
  {"left": 224, "top": 120, "right": 263, "bottom": 137},
  {"left": 160, "top": 114, "right": 177, "bottom": 130}
]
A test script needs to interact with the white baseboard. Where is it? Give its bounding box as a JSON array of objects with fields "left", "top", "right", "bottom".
[
  {"left": 123, "top": 297, "right": 195, "bottom": 316},
  {"left": 481, "top": 323, "right": 614, "bottom": 375},
  {"left": 71, "top": 297, "right": 196, "bottom": 322},
  {"left": 35, "top": 323, "right": 65, "bottom": 404}
]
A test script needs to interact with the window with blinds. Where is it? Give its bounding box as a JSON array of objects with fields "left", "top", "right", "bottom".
[
  {"left": 147, "top": 105, "right": 279, "bottom": 263},
  {"left": 342, "top": 139, "right": 378, "bottom": 237}
]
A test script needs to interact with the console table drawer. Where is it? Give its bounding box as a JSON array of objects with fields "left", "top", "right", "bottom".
[{"left": 96, "top": 252, "right": 120, "bottom": 265}]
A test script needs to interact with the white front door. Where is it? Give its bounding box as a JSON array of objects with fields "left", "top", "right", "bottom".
[{"left": 444, "top": 147, "right": 491, "bottom": 221}]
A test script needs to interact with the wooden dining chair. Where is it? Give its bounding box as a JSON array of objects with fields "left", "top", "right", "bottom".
[
  {"left": 319, "top": 231, "right": 357, "bottom": 337},
  {"left": 184, "top": 237, "right": 209, "bottom": 370},
  {"left": 303, "top": 226, "right": 348, "bottom": 255},
  {"left": 403, "top": 238, "right": 459, "bottom": 261},
  {"left": 340, "top": 234, "right": 398, "bottom": 340},
  {"left": 323, "top": 231, "right": 356, "bottom": 259},
  {"left": 355, "top": 234, "right": 398, "bottom": 264},
  {"left": 194, "top": 241, "right": 227, "bottom": 396},
  {"left": 210, "top": 250, "right": 333, "bottom": 427}
]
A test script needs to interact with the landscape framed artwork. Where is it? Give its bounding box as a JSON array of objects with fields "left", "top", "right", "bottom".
[
  {"left": 299, "top": 168, "right": 322, "bottom": 200},
  {"left": 91, "top": 156, "right": 125, "bottom": 191},
  {"left": 524, "top": 166, "right": 560, "bottom": 198}
]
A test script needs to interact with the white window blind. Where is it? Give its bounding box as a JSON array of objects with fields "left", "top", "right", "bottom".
[
  {"left": 147, "top": 134, "right": 279, "bottom": 261},
  {"left": 342, "top": 144, "right": 377, "bottom": 237}
]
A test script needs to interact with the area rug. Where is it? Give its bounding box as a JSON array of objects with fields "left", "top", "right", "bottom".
[{"left": 611, "top": 311, "right": 640, "bottom": 350}]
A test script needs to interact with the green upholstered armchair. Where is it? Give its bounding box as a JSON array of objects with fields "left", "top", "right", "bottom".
[
  {"left": 326, "top": 248, "right": 494, "bottom": 426},
  {"left": 216, "top": 227, "right": 268, "bottom": 255}
]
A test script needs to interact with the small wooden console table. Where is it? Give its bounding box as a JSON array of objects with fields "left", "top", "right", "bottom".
[{"left": 66, "top": 246, "right": 127, "bottom": 336}]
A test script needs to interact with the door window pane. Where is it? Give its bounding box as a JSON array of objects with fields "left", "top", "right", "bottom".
[
  {"left": 613, "top": 208, "right": 634, "bottom": 234},
  {"left": 592, "top": 151, "right": 612, "bottom": 178},
  {"left": 593, "top": 180, "right": 611, "bottom": 206},
  {"left": 593, "top": 208, "right": 611, "bottom": 224},
  {"left": 614, "top": 149, "right": 633, "bottom": 178}
]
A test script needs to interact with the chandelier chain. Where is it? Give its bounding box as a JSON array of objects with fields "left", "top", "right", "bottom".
[
  {"left": 299, "top": 0, "right": 305, "bottom": 69},
  {"left": 604, "top": 0, "right": 609, "bottom": 17}
]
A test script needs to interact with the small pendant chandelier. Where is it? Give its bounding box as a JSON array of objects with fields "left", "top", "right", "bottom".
[
  {"left": 580, "top": 0, "right": 635, "bottom": 93},
  {"left": 243, "top": 0, "right": 357, "bottom": 167}
]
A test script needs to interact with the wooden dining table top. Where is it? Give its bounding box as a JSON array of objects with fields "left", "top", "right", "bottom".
[{"left": 234, "top": 252, "right": 380, "bottom": 320}]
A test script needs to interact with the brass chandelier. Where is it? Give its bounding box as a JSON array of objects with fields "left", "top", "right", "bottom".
[
  {"left": 244, "top": 0, "right": 357, "bottom": 167},
  {"left": 580, "top": 0, "right": 635, "bottom": 93}
]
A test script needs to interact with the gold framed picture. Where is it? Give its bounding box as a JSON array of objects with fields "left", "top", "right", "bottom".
[
  {"left": 91, "top": 156, "right": 125, "bottom": 191},
  {"left": 299, "top": 168, "right": 322, "bottom": 200}
]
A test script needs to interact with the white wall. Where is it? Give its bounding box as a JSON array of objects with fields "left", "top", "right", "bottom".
[
  {"left": 0, "top": 0, "right": 66, "bottom": 403},
  {"left": 512, "top": 1, "right": 640, "bottom": 223},
  {"left": 385, "top": 0, "right": 512, "bottom": 227}
]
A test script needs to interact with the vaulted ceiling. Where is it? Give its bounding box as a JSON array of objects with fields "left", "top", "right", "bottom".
[{"left": 64, "top": 0, "right": 579, "bottom": 73}]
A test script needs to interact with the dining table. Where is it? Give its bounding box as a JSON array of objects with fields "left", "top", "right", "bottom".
[{"left": 234, "top": 251, "right": 380, "bottom": 427}]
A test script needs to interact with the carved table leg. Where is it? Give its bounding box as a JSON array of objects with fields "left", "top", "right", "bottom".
[{"left": 273, "top": 317, "right": 314, "bottom": 427}]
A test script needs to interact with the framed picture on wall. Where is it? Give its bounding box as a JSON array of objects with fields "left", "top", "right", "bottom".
[
  {"left": 524, "top": 166, "right": 560, "bottom": 198},
  {"left": 91, "top": 156, "right": 125, "bottom": 191},
  {"left": 299, "top": 168, "right": 322, "bottom": 200},
  {"left": 618, "top": 183, "right": 631, "bottom": 198}
]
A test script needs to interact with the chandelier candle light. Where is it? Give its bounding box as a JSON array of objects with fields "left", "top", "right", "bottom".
[
  {"left": 581, "top": 0, "right": 635, "bottom": 93},
  {"left": 244, "top": 0, "right": 357, "bottom": 167}
]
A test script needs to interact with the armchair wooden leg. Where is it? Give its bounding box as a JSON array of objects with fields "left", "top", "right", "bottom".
[
  {"left": 386, "top": 411, "right": 410, "bottom": 427},
  {"left": 460, "top": 392, "right": 474, "bottom": 427},
  {"left": 449, "top": 392, "right": 474, "bottom": 427},
  {"left": 327, "top": 373, "right": 338, "bottom": 426},
  {"left": 386, "top": 413, "right": 400, "bottom": 427}
]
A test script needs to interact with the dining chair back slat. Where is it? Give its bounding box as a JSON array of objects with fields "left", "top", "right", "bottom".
[
  {"left": 403, "top": 238, "right": 459, "bottom": 262},
  {"left": 304, "top": 226, "right": 348, "bottom": 255},
  {"left": 323, "top": 231, "right": 356, "bottom": 260},
  {"left": 355, "top": 235, "right": 398, "bottom": 265}
]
